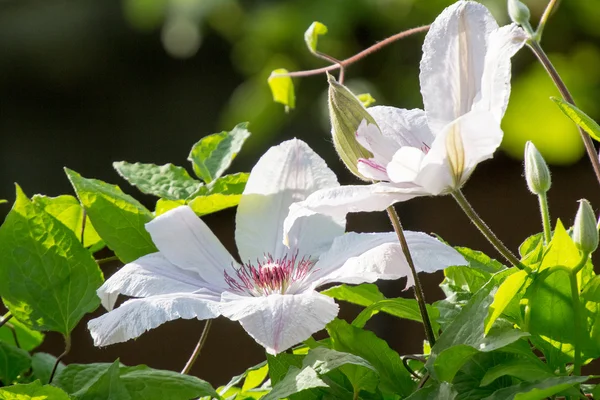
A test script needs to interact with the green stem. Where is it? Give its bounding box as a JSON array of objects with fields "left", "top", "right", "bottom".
[
  {"left": 570, "top": 271, "right": 583, "bottom": 376},
  {"left": 539, "top": 193, "right": 552, "bottom": 245},
  {"left": 386, "top": 206, "right": 436, "bottom": 346},
  {"left": 181, "top": 320, "right": 212, "bottom": 374},
  {"left": 452, "top": 190, "right": 527, "bottom": 271},
  {"left": 527, "top": 40, "right": 600, "bottom": 188},
  {"left": 49, "top": 335, "right": 71, "bottom": 383},
  {"left": 96, "top": 256, "right": 119, "bottom": 265},
  {"left": 0, "top": 312, "right": 12, "bottom": 329},
  {"left": 535, "top": 0, "right": 560, "bottom": 42}
]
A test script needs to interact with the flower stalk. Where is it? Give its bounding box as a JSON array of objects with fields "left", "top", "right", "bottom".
[
  {"left": 0, "top": 312, "right": 12, "bottom": 329},
  {"left": 386, "top": 206, "right": 436, "bottom": 346},
  {"left": 181, "top": 320, "right": 212, "bottom": 375},
  {"left": 538, "top": 193, "right": 552, "bottom": 245},
  {"left": 49, "top": 335, "right": 71, "bottom": 384}
]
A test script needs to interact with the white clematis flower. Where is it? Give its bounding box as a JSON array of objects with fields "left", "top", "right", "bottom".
[
  {"left": 88, "top": 139, "right": 466, "bottom": 354},
  {"left": 287, "top": 1, "right": 527, "bottom": 223}
]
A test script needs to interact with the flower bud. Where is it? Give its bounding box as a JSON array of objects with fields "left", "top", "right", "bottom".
[
  {"left": 327, "top": 73, "right": 376, "bottom": 180},
  {"left": 573, "top": 199, "right": 598, "bottom": 254},
  {"left": 508, "top": 0, "right": 531, "bottom": 28},
  {"left": 524, "top": 141, "right": 551, "bottom": 195}
]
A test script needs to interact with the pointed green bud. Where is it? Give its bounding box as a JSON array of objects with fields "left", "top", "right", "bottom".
[
  {"left": 327, "top": 74, "right": 375, "bottom": 180},
  {"left": 524, "top": 141, "right": 551, "bottom": 195},
  {"left": 573, "top": 199, "right": 598, "bottom": 254},
  {"left": 508, "top": 0, "right": 531, "bottom": 27}
]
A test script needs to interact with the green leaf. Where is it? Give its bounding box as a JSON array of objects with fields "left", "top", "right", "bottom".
[
  {"left": 30, "top": 353, "right": 65, "bottom": 385},
  {"left": 552, "top": 97, "right": 600, "bottom": 142},
  {"left": 268, "top": 69, "right": 295, "bottom": 111},
  {"left": 65, "top": 168, "right": 157, "bottom": 263},
  {"left": 0, "top": 342, "right": 31, "bottom": 384},
  {"left": 539, "top": 220, "right": 582, "bottom": 272},
  {"left": 322, "top": 283, "right": 385, "bottom": 307},
  {"left": 188, "top": 172, "right": 249, "bottom": 216},
  {"left": 427, "top": 276, "right": 530, "bottom": 382},
  {"left": 357, "top": 93, "right": 376, "bottom": 107},
  {"left": 113, "top": 161, "right": 202, "bottom": 200},
  {"left": 352, "top": 298, "right": 440, "bottom": 332},
  {"left": 481, "top": 375, "right": 588, "bottom": 400},
  {"left": 267, "top": 353, "right": 304, "bottom": 385},
  {"left": 405, "top": 382, "right": 457, "bottom": 400},
  {"left": 485, "top": 269, "right": 529, "bottom": 335},
  {"left": 55, "top": 362, "right": 221, "bottom": 400},
  {"left": 519, "top": 233, "right": 544, "bottom": 268},
  {"left": 262, "top": 366, "right": 327, "bottom": 400},
  {"left": 479, "top": 358, "right": 554, "bottom": 387},
  {"left": 32, "top": 194, "right": 103, "bottom": 250},
  {"left": 0, "top": 381, "right": 71, "bottom": 400},
  {"left": 0, "top": 318, "right": 44, "bottom": 352},
  {"left": 188, "top": 123, "right": 251, "bottom": 183},
  {"left": 327, "top": 318, "right": 415, "bottom": 396},
  {"left": 0, "top": 185, "right": 103, "bottom": 335},
  {"left": 304, "top": 22, "right": 328, "bottom": 53},
  {"left": 154, "top": 199, "right": 185, "bottom": 216},
  {"left": 241, "top": 363, "right": 269, "bottom": 392}
]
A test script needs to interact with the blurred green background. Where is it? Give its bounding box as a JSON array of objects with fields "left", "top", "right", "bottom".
[{"left": 1, "top": 0, "right": 599, "bottom": 386}]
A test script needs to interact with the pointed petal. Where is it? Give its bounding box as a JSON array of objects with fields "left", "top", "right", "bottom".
[
  {"left": 88, "top": 293, "right": 221, "bottom": 346},
  {"left": 145, "top": 206, "right": 237, "bottom": 290},
  {"left": 309, "top": 232, "right": 412, "bottom": 289},
  {"left": 369, "top": 106, "right": 434, "bottom": 149},
  {"left": 236, "top": 139, "right": 344, "bottom": 262},
  {"left": 98, "top": 253, "right": 210, "bottom": 311},
  {"left": 474, "top": 24, "right": 527, "bottom": 121},
  {"left": 420, "top": 1, "right": 498, "bottom": 133},
  {"left": 220, "top": 291, "right": 338, "bottom": 355},
  {"left": 283, "top": 183, "right": 426, "bottom": 241},
  {"left": 387, "top": 147, "right": 427, "bottom": 184},
  {"left": 404, "top": 231, "right": 467, "bottom": 275}
]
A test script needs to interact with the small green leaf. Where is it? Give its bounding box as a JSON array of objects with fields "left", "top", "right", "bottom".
[
  {"left": 304, "top": 22, "right": 328, "bottom": 53},
  {"left": 485, "top": 269, "right": 529, "bottom": 334},
  {"left": 188, "top": 172, "right": 249, "bottom": 216},
  {"left": 188, "top": 123, "right": 251, "bottom": 183},
  {"left": 481, "top": 375, "right": 588, "bottom": 400},
  {"left": 262, "top": 366, "right": 327, "bottom": 400},
  {"left": 552, "top": 97, "right": 600, "bottom": 142},
  {"left": 72, "top": 360, "right": 130, "bottom": 400},
  {"left": 0, "top": 381, "right": 71, "bottom": 399},
  {"left": 322, "top": 283, "right": 384, "bottom": 307},
  {"left": 154, "top": 199, "right": 185, "bottom": 216},
  {"left": 327, "top": 319, "right": 415, "bottom": 396},
  {"left": 65, "top": 168, "right": 157, "bottom": 263},
  {"left": 0, "top": 185, "right": 103, "bottom": 335},
  {"left": 32, "top": 194, "right": 103, "bottom": 250},
  {"left": 405, "top": 382, "right": 457, "bottom": 400},
  {"left": 0, "top": 342, "right": 31, "bottom": 384},
  {"left": 267, "top": 353, "right": 303, "bottom": 385},
  {"left": 357, "top": 93, "right": 376, "bottom": 107},
  {"left": 0, "top": 318, "right": 44, "bottom": 352},
  {"left": 268, "top": 69, "right": 296, "bottom": 111},
  {"left": 479, "top": 358, "right": 554, "bottom": 387},
  {"left": 352, "top": 298, "right": 439, "bottom": 331},
  {"left": 113, "top": 161, "right": 202, "bottom": 200},
  {"left": 241, "top": 363, "right": 269, "bottom": 392},
  {"left": 30, "top": 353, "right": 65, "bottom": 385}
]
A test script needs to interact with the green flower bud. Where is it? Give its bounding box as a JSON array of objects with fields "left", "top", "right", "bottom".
[
  {"left": 524, "top": 141, "right": 551, "bottom": 195},
  {"left": 327, "top": 74, "right": 376, "bottom": 180},
  {"left": 573, "top": 199, "right": 598, "bottom": 254},
  {"left": 508, "top": 0, "right": 531, "bottom": 28}
]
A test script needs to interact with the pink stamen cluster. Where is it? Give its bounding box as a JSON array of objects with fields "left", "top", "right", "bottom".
[{"left": 224, "top": 252, "right": 315, "bottom": 296}]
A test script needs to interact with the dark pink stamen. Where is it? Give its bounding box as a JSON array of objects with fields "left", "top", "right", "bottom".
[{"left": 224, "top": 251, "right": 315, "bottom": 296}]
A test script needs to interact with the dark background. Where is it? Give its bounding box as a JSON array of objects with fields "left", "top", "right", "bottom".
[{"left": 1, "top": 0, "right": 599, "bottom": 387}]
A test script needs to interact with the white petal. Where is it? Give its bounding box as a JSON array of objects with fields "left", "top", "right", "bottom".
[
  {"left": 369, "top": 106, "right": 434, "bottom": 148},
  {"left": 404, "top": 231, "right": 468, "bottom": 275},
  {"left": 220, "top": 291, "right": 339, "bottom": 355},
  {"left": 88, "top": 293, "right": 221, "bottom": 346},
  {"left": 387, "top": 147, "right": 427, "bottom": 184},
  {"left": 420, "top": 1, "right": 498, "bottom": 133},
  {"left": 357, "top": 158, "right": 390, "bottom": 181},
  {"left": 309, "top": 232, "right": 411, "bottom": 289},
  {"left": 145, "top": 206, "right": 237, "bottom": 290},
  {"left": 98, "top": 253, "right": 211, "bottom": 311},
  {"left": 236, "top": 139, "right": 344, "bottom": 262},
  {"left": 283, "top": 183, "right": 426, "bottom": 241},
  {"left": 355, "top": 119, "right": 399, "bottom": 165},
  {"left": 474, "top": 24, "right": 527, "bottom": 121}
]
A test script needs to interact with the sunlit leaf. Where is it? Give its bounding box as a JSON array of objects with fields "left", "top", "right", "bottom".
[
  {"left": 0, "top": 381, "right": 71, "bottom": 399},
  {"left": 304, "top": 21, "right": 328, "bottom": 53},
  {"left": 154, "top": 199, "right": 185, "bottom": 216},
  {"left": 404, "top": 382, "right": 457, "bottom": 400},
  {"left": 268, "top": 69, "right": 295, "bottom": 111},
  {"left": 485, "top": 269, "right": 529, "bottom": 335},
  {"left": 552, "top": 97, "right": 600, "bottom": 142},
  {"left": 481, "top": 375, "right": 588, "bottom": 400},
  {"left": 322, "top": 283, "right": 384, "bottom": 307},
  {"left": 357, "top": 93, "right": 376, "bottom": 107},
  {"left": 188, "top": 172, "right": 248, "bottom": 216},
  {"left": 0, "top": 318, "right": 44, "bottom": 352}
]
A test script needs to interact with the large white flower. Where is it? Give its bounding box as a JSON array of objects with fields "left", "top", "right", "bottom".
[
  {"left": 286, "top": 1, "right": 527, "bottom": 223},
  {"left": 88, "top": 139, "right": 466, "bottom": 354}
]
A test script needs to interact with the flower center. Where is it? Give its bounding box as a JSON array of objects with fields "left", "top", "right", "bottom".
[{"left": 224, "top": 252, "right": 315, "bottom": 296}]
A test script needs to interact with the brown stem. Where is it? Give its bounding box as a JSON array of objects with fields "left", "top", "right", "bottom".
[
  {"left": 181, "top": 320, "right": 212, "bottom": 375},
  {"left": 80, "top": 209, "right": 86, "bottom": 244},
  {"left": 49, "top": 335, "right": 71, "bottom": 383},
  {"left": 0, "top": 312, "right": 12, "bottom": 329},
  {"left": 527, "top": 40, "right": 600, "bottom": 188},
  {"left": 7, "top": 323, "right": 21, "bottom": 348},
  {"left": 275, "top": 25, "right": 430, "bottom": 79},
  {"left": 386, "top": 206, "right": 436, "bottom": 346}
]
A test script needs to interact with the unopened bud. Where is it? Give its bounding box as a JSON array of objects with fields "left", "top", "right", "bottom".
[
  {"left": 508, "top": 0, "right": 531, "bottom": 27},
  {"left": 573, "top": 199, "right": 598, "bottom": 254},
  {"left": 328, "top": 74, "right": 376, "bottom": 180},
  {"left": 524, "top": 141, "right": 551, "bottom": 195}
]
